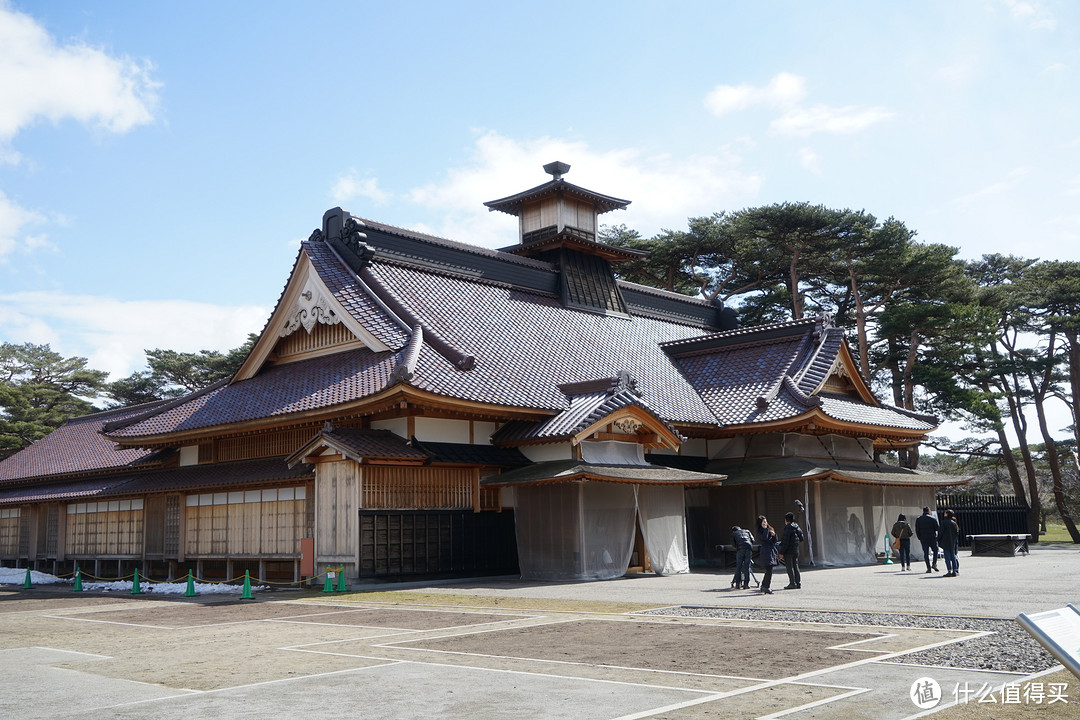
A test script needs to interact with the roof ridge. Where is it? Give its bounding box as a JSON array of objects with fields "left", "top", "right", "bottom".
[
  {"left": 360, "top": 217, "right": 555, "bottom": 270},
  {"left": 357, "top": 266, "right": 476, "bottom": 371}
]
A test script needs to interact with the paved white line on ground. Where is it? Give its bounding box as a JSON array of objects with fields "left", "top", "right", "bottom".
[{"left": 757, "top": 687, "right": 873, "bottom": 720}]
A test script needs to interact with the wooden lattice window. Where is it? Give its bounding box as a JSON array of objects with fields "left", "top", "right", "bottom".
[
  {"left": 0, "top": 508, "right": 20, "bottom": 556},
  {"left": 164, "top": 495, "right": 181, "bottom": 556},
  {"left": 65, "top": 500, "right": 144, "bottom": 556},
  {"left": 216, "top": 427, "right": 318, "bottom": 462},
  {"left": 362, "top": 466, "right": 478, "bottom": 510},
  {"left": 184, "top": 487, "right": 307, "bottom": 557}
]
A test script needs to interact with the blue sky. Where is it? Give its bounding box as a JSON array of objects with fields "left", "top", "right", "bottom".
[{"left": 1, "top": 0, "right": 1078, "bottom": 392}]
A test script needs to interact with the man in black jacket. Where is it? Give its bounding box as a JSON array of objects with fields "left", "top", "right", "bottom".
[
  {"left": 914, "top": 506, "right": 940, "bottom": 573},
  {"left": 778, "top": 512, "right": 804, "bottom": 589}
]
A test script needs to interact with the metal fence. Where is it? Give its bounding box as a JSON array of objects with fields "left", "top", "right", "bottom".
[{"left": 936, "top": 493, "right": 1030, "bottom": 547}]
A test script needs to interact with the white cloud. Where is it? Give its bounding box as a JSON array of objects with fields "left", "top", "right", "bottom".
[
  {"left": 404, "top": 131, "right": 763, "bottom": 248},
  {"left": 331, "top": 170, "right": 391, "bottom": 206},
  {"left": 0, "top": 292, "right": 268, "bottom": 379},
  {"left": 1001, "top": 0, "right": 1056, "bottom": 30},
  {"left": 0, "top": 190, "right": 48, "bottom": 258},
  {"left": 949, "top": 167, "right": 1030, "bottom": 206},
  {"left": 705, "top": 72, "right": 893, "bottom": 138},
  {"left": 771, "top": 105, "right": 894, "bottom": 137},
  {"left": 798, "top": 147, "right": 822, "bottom": 176},
  {"left": 704, "top": 72, "right": 806, "bottom": 117},
  {"left": 0, "top": 4, "right": 160, "bottom": 145}
]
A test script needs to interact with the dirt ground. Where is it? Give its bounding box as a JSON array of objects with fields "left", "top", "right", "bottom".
[{"left": 1, "top": 586, "right": 1076, "bottom": 720}]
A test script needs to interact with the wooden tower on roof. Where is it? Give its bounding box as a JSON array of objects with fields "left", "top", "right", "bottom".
[{"left": 485, "top": 162, "right": 646, "bottom": 315}]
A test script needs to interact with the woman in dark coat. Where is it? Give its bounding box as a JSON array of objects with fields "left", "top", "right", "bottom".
[
  {"left": 891, "top": 513, "right": 914, "bottom": 571},
  {"left": 940, "top": 508, "right": 961, "bottom": 577},
  {"left": 756, "top": 515, "right": 780, "bottom": 595}
]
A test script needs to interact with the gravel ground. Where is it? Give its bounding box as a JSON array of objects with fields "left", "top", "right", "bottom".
[{"left": 641, "top": 606, "right": 1057, "bottom": 674}]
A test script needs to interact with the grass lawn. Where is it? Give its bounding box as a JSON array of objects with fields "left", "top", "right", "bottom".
[{"left": 1037, "top": 523, "right": 1077, "bottom": 543}]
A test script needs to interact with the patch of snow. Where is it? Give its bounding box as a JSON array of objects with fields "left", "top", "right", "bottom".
[{"left": 0, "top": 566, "right": 267, "bottom": 594}]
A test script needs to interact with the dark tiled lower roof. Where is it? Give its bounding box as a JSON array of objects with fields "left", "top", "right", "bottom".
[
  {"left": 702, "top": 456, "right": 969, "bottom": 487},
  {"left": 481, "top": 459, "right": 724, "bottom": 486},
  {"left": 0, "top": 456, "right": 313, "bottom": 504},
  {"left": 410, "top": 440, "right": 530, "bottom": 467},
  {"left": 0, "top": 403, "right": 164, "bottom": 483},
  {"left": 290, "top": 428, "right": 430, "bottom": 465}
]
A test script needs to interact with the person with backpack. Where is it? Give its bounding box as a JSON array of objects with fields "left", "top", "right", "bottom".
[
  {"left": 778, "top": 511, "right": 804, "bottom": 589},
  {"left": 891, "top": 513, "right": 914, "bottom": 571},
  {"left": 730, "top": 525, "right": 755, "bottom": 589}
]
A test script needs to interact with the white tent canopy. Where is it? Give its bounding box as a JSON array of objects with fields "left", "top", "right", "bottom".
[{"left": 514, "top": 482, "right": 690, "bottom": 581}]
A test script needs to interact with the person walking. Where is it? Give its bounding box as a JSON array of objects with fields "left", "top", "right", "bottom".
[
  {"left": 914, "top": 506, "right": 940, "bottom": 573},
  {"left": 756, "top": 515, "right": 779, "bottom": 595},
  {"left": 939, "top": 508, "right": 961, "bottom": 577},
  {"left": 730, "top": 525, "right": 754, "bottom": 590},
  {"left": 891, "top": 513, "right": 914, "bottom": 571},
  {"left": 778, "top": 512, "right": 804, "bottom": 589}
]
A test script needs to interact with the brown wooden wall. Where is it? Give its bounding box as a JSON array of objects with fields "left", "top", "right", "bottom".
[
  {"left": 315, "top": 461, "right": 359, "bottom": 563},
  {"left": 362, "top": 466, "right": 478, "bottom": 510}
]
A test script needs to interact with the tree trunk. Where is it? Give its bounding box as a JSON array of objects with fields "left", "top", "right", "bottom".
[
  {"left": 1029, "top": 333, "right": 1080, "bottom": 543},
  {"left": 995, "top": 423, "right": 1041, "bottom": 540},
  {"left": 789, "top": 248, "right": 802, "bottom": 319},
  {"left": 1034, "top": 404, "right": 1080, "bottom": 542},
  {"left": 1065, "top": 327, "right": 1080, "bottom": 456}
]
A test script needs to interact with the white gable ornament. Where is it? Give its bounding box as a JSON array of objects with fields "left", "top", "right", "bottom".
[{"left": 281, "top": 282, "right": 341, "bottom": 336}]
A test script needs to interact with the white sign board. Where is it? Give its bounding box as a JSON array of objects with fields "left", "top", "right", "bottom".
[{"left": 1017, "top": 604, "right": 1080, "bottom": 680}]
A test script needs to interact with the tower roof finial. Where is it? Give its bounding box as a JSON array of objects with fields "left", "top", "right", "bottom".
[{"left": 542, "top": 161, "right": 571, "bottom": 180}]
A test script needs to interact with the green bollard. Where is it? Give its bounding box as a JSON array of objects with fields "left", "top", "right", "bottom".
[
  {"left": 73, "top": 569, "right": 83, "bottom": 592},
  {"left": 323, "top": 569, "right": 334, "bottom": 593},
  {"left": 131, "top": 568, "right": 144, "bottom": 594},
  {"left": 240, "top": 570, "right": 253, "bottom": 600},
  {"left": 336, "top": 565, "right": 347, "bottom": 592},
  {"left": 184, "top": 570, "right": 196, "bottom": 597},
  {"left": 22, "top": 567, "right": 32, "bottom": 589},
  {"left": 883, "top": 535, "right": 894, "bottom": 564}
]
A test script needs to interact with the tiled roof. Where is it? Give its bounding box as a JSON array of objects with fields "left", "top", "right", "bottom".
[
  {"left": 410, "top": 440, "right": 530, "bottom": 467},
  {"left": 0, "top": 403, "right": 164, "bottom": 483},
  {"left": 669, "top": 319, "right": 935, "bottom": 431},
  {"left": 0, "top": 476, "right": 139, "bottom": 504},
  {"left": 97, "top": 234, "right": 933, "bottom": 445},
  {"left": 698, "top": 456, "right": 968, "bottom": 487},
  {"left": 0, "top": 456, "right": 313, "bottom": 504},
  {"left": 287, "top": 427, "right": 430, "bottom": 465},
  {"left": 480, "top": 459, "right": 724, "bottom": 487},
  {"left": 366, "top": 260, "right": 718, "bottom": 424},
  {"left": 305, "top": 241, "right": 409, "bottom": 349},
  {"left": 107, "top": 348, "right": 398, "bottom": 438},
  {"left": 490, "top": 385, "right": 681, "bottom": 445}
]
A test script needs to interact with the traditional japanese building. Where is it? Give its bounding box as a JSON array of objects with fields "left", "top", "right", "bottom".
[{"left": 0, "top": 163, "right": 966, "bottom": 584}]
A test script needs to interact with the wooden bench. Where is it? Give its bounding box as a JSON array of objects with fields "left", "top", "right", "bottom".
[{"left": 969, "top": 533, "right": 1031, "bottom": 556}]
